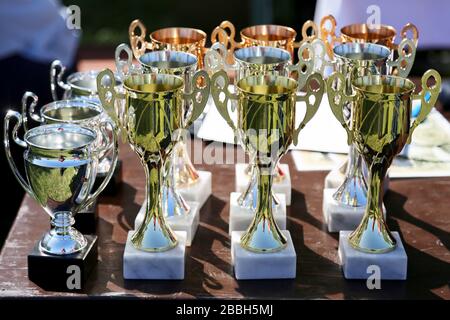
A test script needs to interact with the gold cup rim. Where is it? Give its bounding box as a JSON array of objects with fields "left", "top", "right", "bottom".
[
  {"left": 150, "top": 27, "right": 207, "bottom": 46},
  {"left": 341, "top": 23, "right": 396, "bottom": 43},
  {"left": 237, "top": 74, "right": 298, "bottom": 96},
  {"left": 352, "top": 74, "right": 415, "bottom": 96},
  {"left": 123, "top": 73, "right": 185, "bottom": 94},
  {"left": 240, "top": 24, "right": 297, "bottom": 42}
]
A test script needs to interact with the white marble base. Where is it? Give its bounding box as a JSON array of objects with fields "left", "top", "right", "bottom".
[
  {"left": 123, "top": 231, "right": 186, "bottom": 280},
  {"left": 324, "top": 166, "right": 390, "bottom": 193},
  {"left": 229, "top": 192, "right": 286, "bottom": 234},
  {"left": 324, "top": 165, "right": 346, "bottom": 189},
  {"left": 323, "top": 188, "right": 386, "bottom": 233},
  {"left": 235, "top": 163, "right": 292, "bottom": 205},
  {"left": 339, "top": 231, "right": 407, "bottom": 280},
  {"left": 231, "top": 230, "right": 296, "bottom": 280},
  {"left": 178, "top": 170, "right": 212, "bottom": 208},
  {"left": 134, "top": 202, "right": 200, "bottom": 247}
]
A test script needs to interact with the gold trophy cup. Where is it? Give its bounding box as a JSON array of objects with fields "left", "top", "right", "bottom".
[
  {"left": 97, "top": 70, "right": 210, "bottom": 251},
  {"left": 129, "top": 19, "right": 207, "bottom": 68},
  {"left": 211, "top": 70, "right": 324, "bottom": 252},
  {"left": 327, "top": 70, "right": 441, "bottom": 252}
]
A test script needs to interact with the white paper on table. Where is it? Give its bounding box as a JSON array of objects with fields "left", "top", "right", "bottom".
[
  {"left": 291, "top": 150, "right": 346, "bottom": 171},
  {"left": 291, "top": 148, "right": 450, "bottom": 178},
  {"left": 292, "top": 95, "right": 348, "bottom": 153}
]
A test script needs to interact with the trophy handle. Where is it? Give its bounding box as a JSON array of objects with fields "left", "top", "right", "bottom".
[
  {"left": 183, "top": 70, "right": 211, "bottom": 128},
  {"left": 115, "top": 43, "right": 134, "bottom": 80},
  {"left": 320, "top": 14, "right": 340, "bottom": 60},
  {"left": 400, "top": 23, "right": 419, "bottom": 48},
  {"left": 97, "top": 69, "right": 119, "bottom": 124},
  {"left": 293, "top": 73, "right": 324, "bottom": 145},
  {"left": 96, "top": 120, "right": 115, "bottom": 162},
  {"left": 83, "top": 121, "right": 119, "bottom": 209},
  {"left": 408, "top": 69, "right": 441, "bottom": 144},
  {"left": 50, "top": 60, "right": 71, "bottom": 101},
  {"left": 97, "top": 69, "right": 127, "bottom": 142},
  {"left": 3, "top": 110, "right": 33, "bottom": 196},
  {"left": 204, "top": 42, "right": 228, "bottom": 75},
  {"left": 288, "top": 42, "right": 315, "bottom": 90},
  {"left": 129, "top": 19, "right": 150, "bottom": 59},
  {"left": 294, "top": 20, "right": 318, "bottom": 47},
  {"left": 210, "top": 20, "right": 241, "bottom": 57},
  {"left": 326, "top": 72, "right": 355, "bottom": 145},
  {"left": 211, "top": 70, "right": 238, "bottom": 132},
  {"left": 21, "top": 91, "right": 41, "bottom": 132},
  {"left": 387, "top": 38, "right": 416, "bottom": 78}
]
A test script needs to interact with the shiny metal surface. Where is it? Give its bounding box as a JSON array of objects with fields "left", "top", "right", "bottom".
[
  {"left": 4, "top": 117, "right": 118, "bottom": 255},
  {"left": 327, "top": 70, "right": 441, "bottom": 253},
  {"left": 129, "top": 19, "right": 207, "bottom": 68},
  {"left": 319, "top": 14, "right": 419, "bottom": 59},
  {"left": 331, "top": 42, "right": 391, "bottom": 207},
  {"left": 50, "top": 60, "right": 123, "bottom": 102},
  {"left": 211, "top": 70, "right": 324, "bottom": 252},
  {"left": 97, "top": 69, "right": 210, "bottom": 252}
]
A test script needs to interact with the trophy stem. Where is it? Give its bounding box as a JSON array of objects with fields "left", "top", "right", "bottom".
[
  {"left": 240, "top": 164, "right": 287, "bottom": 253},
  {"left": 39, "top": 212, "right": 87, "bottom": 255},
  {"left": 237, "top": 162, "right": 281, "bottom": 209},
  {"left": 131, "top": 158, "right": 178, "bottom": 252},
  {"left": 332, "top": 144, "right": 368, "bottom": 206},
  {"left": 163, "top": 157, "right": 190, "bottom": 218},
  {"left": 173, "top": 138, "right": 199, "bottom": 187},
  {"left": 348, "top": 160, "right": 396, "bottom": 253}
]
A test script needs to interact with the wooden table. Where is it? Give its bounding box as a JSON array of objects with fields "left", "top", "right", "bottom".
[{"left": 0, "top": 133, "right": 449, "bottom": 299}]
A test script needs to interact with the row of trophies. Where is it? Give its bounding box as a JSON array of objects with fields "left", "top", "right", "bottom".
[{"left": 3, "top": 15, "right": 441, "bottom": 290}]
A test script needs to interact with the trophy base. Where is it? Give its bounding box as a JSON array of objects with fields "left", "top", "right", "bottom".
[
  {"left": 123, "top": 231, "right": 186, "bottom": 280},
  {"left": 178, "top": 170, "right": 211, "bottom": 208},
  {"left": 134, "top": 202, "right": 200, "bottom": 246},
  {"left": 229, "top": 192, "right": 286, "bottom": 234},
  {"left": 323, "top": 188, "right": 386, "bottom": 233},
  {"left": 235, "top": 163, "right": 292, "bottom": 205},
  {"left": 231, "top": 230, "right": 296, "bottom": 280},
  {"left": 324, "top": 165, "right": 346, "bottom": 189},
  {"left": 339, "top": 231, "right": 407, "bottom": 280},
  {"left": 94, "top": 159, "right": 123, "bottom": 196},
  {"left": 74, "top": 199, "right": 98, "bottom": 235},
  {"left": 324, "top": 164, "right": 390, "bottom": 193},
  {"left": 28, "top": 235, "right": 98, "bottom": 292}
]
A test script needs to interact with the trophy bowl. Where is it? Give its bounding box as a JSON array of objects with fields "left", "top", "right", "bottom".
[
  {"left": 50, "top": 60, "right": 123, "bottom": 102},
  {"left": 319, "top": 14, "right": 419, "bottom": 59},
  {"left": 211, "top": 70, "right": 324, "bottom": 252},
  {"left": 4, "top": 116, "right": 118, "bottom": 255},
  {"left": 210, "top": 20, "right": 321, "bottom": 65},
  {"left": 129, "top": 19, "right": 207, "bottom": 68},
  {"left": 327, "top": 69, "right": 441, "bottom": 253}
]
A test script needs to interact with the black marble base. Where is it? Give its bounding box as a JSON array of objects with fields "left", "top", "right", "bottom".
[
  {"left": 94, "top": 159, "right": 122, "bottom": 196},
  {"left": 28, "top": 235, "right": 98, "bottom": 292},
  {"left": 74, "top": 199, "right": 98, "bottom": 234}
]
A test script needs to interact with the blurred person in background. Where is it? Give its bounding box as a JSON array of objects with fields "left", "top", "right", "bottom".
[{"left": 0, "top": 0, "right": 80, "bottom": 246}]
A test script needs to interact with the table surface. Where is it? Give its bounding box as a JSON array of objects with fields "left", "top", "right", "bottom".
[{"left": 0, "top": 62, "right": 449, "bottom": 299}]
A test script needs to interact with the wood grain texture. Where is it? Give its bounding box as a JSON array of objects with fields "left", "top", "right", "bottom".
[{"left": 0, "top": 137, "right": 449, "bottom": 300}]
